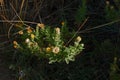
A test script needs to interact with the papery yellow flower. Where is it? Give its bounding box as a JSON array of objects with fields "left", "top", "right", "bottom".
[
  {"left": 46, "top": 47, "right": 51, "bottom": 52},
  {"left": 52, "top": 46, "right": 60, "bottom": 54},
  {"left": 37, "top": 23, "right": 45, "bottom": 29},
  {"left": 27, "top": 27, "right": 32, "bottom": 33},
  {"left": 31, "top": 34, "right": 35, "bottom": 39},
  {"left": 18, "top": 30, "right": 23, "bottom": 35},
  {"left": 55, "top": 27, "right": 60, "bottom": 34},
  {"left": 76, "top": 36, "right": 82, "bottom": 42},
  {"left": 61, "top": 21, "right": 65, "bottom": 26}
]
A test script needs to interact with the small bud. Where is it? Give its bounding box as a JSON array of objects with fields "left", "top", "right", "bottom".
[
  {"left": 37, "top": 23, "right": 45, "bottom": 29},
  {"left": 81, "top": 44, "right": 84, "bottom": 47},
  {"left": 55, "top": 27, "right": 60, "bottom": 34},
  {"left": 18, "top": 30, "right": 23, "bottom": 35},
  {"left": 46, "top": 47, "right": 51, "bottom": 52},
  {"left": 31, "top": 34, "right": 35, "bottom": 39},
  {"left": 76, "top": 36, "right": 82, "bottom": 42},
  {"left": 13, "top": 41, "right": 18, "bottom": 45},
  {"left": 13, "top": 41, "right": 19, "bottom": 48},
  {"left": 13, "top": 45, "right": 17, "bottom": 48},
  {"left": 27, "top": 27, "right": 32, "bottom": 33},
  {"left": 61, "top": 21, "right": 65, "bottom": 26}
]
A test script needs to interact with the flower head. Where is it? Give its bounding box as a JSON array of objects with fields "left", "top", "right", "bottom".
[
  {"left": 27, "top": 27, "right": 32, "bottom": 33},
  {"left": 46, "top": 47, "right": 51, "bottom": 52},
  {"left": 31, "top": 34, "right": 35, "bottom": 39},
  {"left": 13, "top": 41, "right": 18, "bottom": 45},
  {"left": 55, "top": 27, "right": 60, "bottom": 34},
  {"left": 52, "top": 46, "right": 60, "bottom": 54},
  {"left": 76, "top": 36, "right": 82, "bottom": 42},
  {"left": 13, "top": 41, "right": 18, "bottom": 48},
  {"left": 13, "top": 45, "right": 17, "bottom": 48},
  {"left": 18, "top": 30, "right": 23, "bottom": 35},
  {"left": 81, "top": 44, "right": 84, "bottom": 47},
  {"left": 37, "top": 23, "right": 45, "bottom": 29},
  {"left": 61, "top": 21, "right": 65, "bottom": 26}
]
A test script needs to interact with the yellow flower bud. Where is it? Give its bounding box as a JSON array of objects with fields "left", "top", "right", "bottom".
[
  {"left": 27, "top": 27, "right": 32, "bottom": 33},
  {"left": 46, "top": 47, "right": 51, "bottom": 52},
  {"left": 13, "top": 41, "right": 18, "bottom": 45},
  {"left": 13, "top": 45, "right": 17, "bottom": 48},
  {"left": 76, "top": 36, "right": 82, "bottom": 42},
  {"left": 18, "top": 30, "right": 23, "bottom": 35},
  {"left": 81, "top": 44, "right": 84, "bottom": 47},
  {"left": 61, "top": 21, "right": 65, "bottom": 26},
  {"left": 55, "top": 27, "right": 60, "bottom": 34},
  {"left": 37, "top": 23, "right": 45, "bottom": 29},
  {"left": 13, "top": 41, "right": 18, "bottom": 48},
  {"left": 31, "top": 34, "right": 35, "bottom": 39}
]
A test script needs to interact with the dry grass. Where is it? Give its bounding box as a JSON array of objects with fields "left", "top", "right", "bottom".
[{"left": 0, "top": 0, "right": 4, "bottom": 6}]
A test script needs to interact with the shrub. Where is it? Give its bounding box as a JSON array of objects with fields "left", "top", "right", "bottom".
[{"left": 13, "top": 22, "right": 84, "bottom": 64}]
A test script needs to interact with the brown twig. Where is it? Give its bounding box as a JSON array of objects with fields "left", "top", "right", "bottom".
[{"left": 65, "top": 17, "right": 89, "bottom": 46}]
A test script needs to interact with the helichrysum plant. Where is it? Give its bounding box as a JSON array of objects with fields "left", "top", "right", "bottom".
[{"left": 13, "top": 22, "right": 84, "bottom": 64}]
